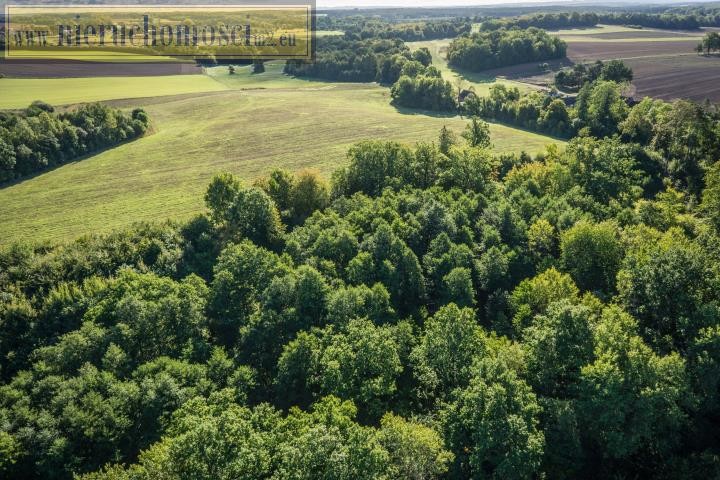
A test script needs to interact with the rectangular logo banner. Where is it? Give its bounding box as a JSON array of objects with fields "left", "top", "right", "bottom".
[{"left": 4, "top": 3, "right": 315, "bottom": 61}]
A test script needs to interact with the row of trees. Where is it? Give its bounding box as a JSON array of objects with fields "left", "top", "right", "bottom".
[
  {"left": 596, "top": 12, "right": 703, "bottom": 30},
  {"left": 477, "top": 12, "right": 599, "bottom": 31},
  {"left": 2, "top": 113, "right": 720, "bottom": 478},
  {"left": 284, "top": 36, "right": 457, "bottom": 112},
  {"left": 318, "top": 16, "right": 472, "bottom": 42},
  {"left": 464, "top": 84, "right": 575, "bottom": 138},
  {"left": 447, "top": 27, "right": 567, "bottom": 72},
  {"left": 463, "top": 76, "right": 720, "bottom": 178},
  {"left": 0, "top": 101, "right": 149, "bottom": 183},
  {"left": 284, "top": 36, "right": 446, "bottom": 88},
  {"left": 667, "top": 5, "right": 720, "bottom": 27}
]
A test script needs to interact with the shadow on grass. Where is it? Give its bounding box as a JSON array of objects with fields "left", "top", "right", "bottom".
[
  {"left": 0, "top": 130, "right": 154, "bottom": 191},
  {"left": 448, "top": 58, "right": 575, "bottom": 84},
  {"left": 391, "top": 103, "right": 569, "bottom": 144},
  {"left": 392, "top": 103, "right": 459, "bottom": 119}
]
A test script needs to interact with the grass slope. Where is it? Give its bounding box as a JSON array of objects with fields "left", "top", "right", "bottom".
[
  {"left": 0, "top": 75, "right": 227, "bottom": 109},
  {"left": 0, "top": 62, "right": 562, "bottom": 245}
]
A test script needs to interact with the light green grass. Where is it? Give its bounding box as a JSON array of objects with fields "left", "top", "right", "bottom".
[
  {"left": 406, "top": 39, "right": 540, "bottom": 96},
  {"left": 206, "top": 61, "right": 329, "bottom": 89},
  {"left": 315, "top": 30, "right": 344, "bottom": 37},
  {"left": 0, "top": 76, "right": 228, "bottom": 109},
  {"left": 0, "top": 84, "right": 562, "bottom": 245}
]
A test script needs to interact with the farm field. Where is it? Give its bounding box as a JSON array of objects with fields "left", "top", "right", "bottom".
[
  {"left": 621, "top": 55, "right": 720, "bottom": 101},
  {"left": 0, "top": 59, "right": 202, "bottom": 78},
  {"left": 558, "top": 25, "right": 720, "bottom": 102},
  {"left": 0, "top": 65, "right": 561, "bottom": 245},
  {"left": 0, "top": 75, "right": 228, "bottom": 108}
]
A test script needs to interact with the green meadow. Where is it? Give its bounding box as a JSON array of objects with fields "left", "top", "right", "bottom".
[
  {"left": 0, "top": 75, "right": 227, "bottom": 109},
  {"left": 406, "top": 38, "right": 541, "bottom": 96},
  {"left": 0, "top": 62, "right": 562, "bottom": 245}
]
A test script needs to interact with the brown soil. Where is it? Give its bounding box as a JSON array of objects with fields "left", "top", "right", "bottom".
[{"left": 0, "top": 60, "right": 202, "bottom": 78}]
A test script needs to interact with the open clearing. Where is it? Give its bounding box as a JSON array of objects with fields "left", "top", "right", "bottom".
[
  {"left": 407, "top": 39, "right": 541, "bottom": 95},
  {"left": 0, "top": 63, "right": 561, "bottom": 245}
]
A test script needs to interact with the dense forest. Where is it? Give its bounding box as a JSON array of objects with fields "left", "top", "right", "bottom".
[
  {"left": 2, "top": 78, "right": 720, "bottom": 478},
  {"left": 477, "top": 12, "right": 599, "bottom": 31},
  {"left": 318, "top": 16, "right": 472, "bottom": 42},
  {"left": 667, "top": 4, "right": 720, "bottom": 27},
  {"left": 0, "top": 102, "right": 149, "bottom": 183},
  {"left": 4, "top": 4, "right": 720, "bottom": 480},
  {"left": 284, "top": 36, "right": 410, "bottom": 83},
  {"left": 447, "top": 28, "right": 566, "bottom": 72}
]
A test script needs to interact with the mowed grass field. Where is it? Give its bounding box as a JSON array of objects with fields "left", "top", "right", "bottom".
[
  {"left": 0, "top": 75, "right": 228, "bottom": 109},
  {"left": 0, "top": 63, "right": 561, "bottom": 245}
]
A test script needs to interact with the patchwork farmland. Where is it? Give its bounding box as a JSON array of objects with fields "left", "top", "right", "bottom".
[{"left": 559, "top": 25, "right": 720, "bottom": 102}]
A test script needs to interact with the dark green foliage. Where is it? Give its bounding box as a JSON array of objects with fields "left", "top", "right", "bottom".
[
  {"left": 441, "top": 355, "right": 545, "bottom": 479},
  {"left": 0, "top": 102, "right": 149, "bottom": 182},
  {"left": 205, "top": 174, "right": 284, "bottom": 247},
  {"left": 574, "top": 80, "right": 629, "bottom": 138},
  {"left": 284, "top": 36, "right": 408, "bottom": 83},
  {"left": 597, "top": 11, "right": 702, "bottom": 30},
  {"left": 555, "top": 60, "right": 633, "bottom": 92},
  {"left": 3, "top": 109, "right": 720, "bottom": 479},
  {"left": 390, "top": 74, "right": 456, "bottom": 112},
  {"left": 447, "top": 27, "right": 566, "bottom": 72},
  {"left": 463, "top": 84, "right": 574, "bottom": 138}
]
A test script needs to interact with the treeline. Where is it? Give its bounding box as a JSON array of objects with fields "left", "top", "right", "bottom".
[
  {"left": 318, "top": 16, "right": 471, "bottom": 42},
  {"left": 477, "top": 9, "right": 720, "bottom": 31},
  {"left": 667, "top": 5, "right": 720, "bottom": 27},
  {"left": 555, "top": 59, "right": 633, "bottom": 92},
  {"left": 464, "top": 85, "right": 574, "bottom": 137},
  {"left": 0, "top": 101, "right": 149, "bottom": 183},
  {"left": 596, "top": 12, "right": 702, "bottom": 30},
  {"left": 447, "top": 27, "right": 567, "bottom": 72},
  {"left": 477, "top": 12, "right": 599, "bottom": 31},
  {"left": 284, "top": 36, "right": 410, "bottom": 83},
  {"left": 3, "top": 112, "right": 720, "bottom": 478},
  {"left": 465, "top": 76, "right": 720, "bottom": 170}
]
